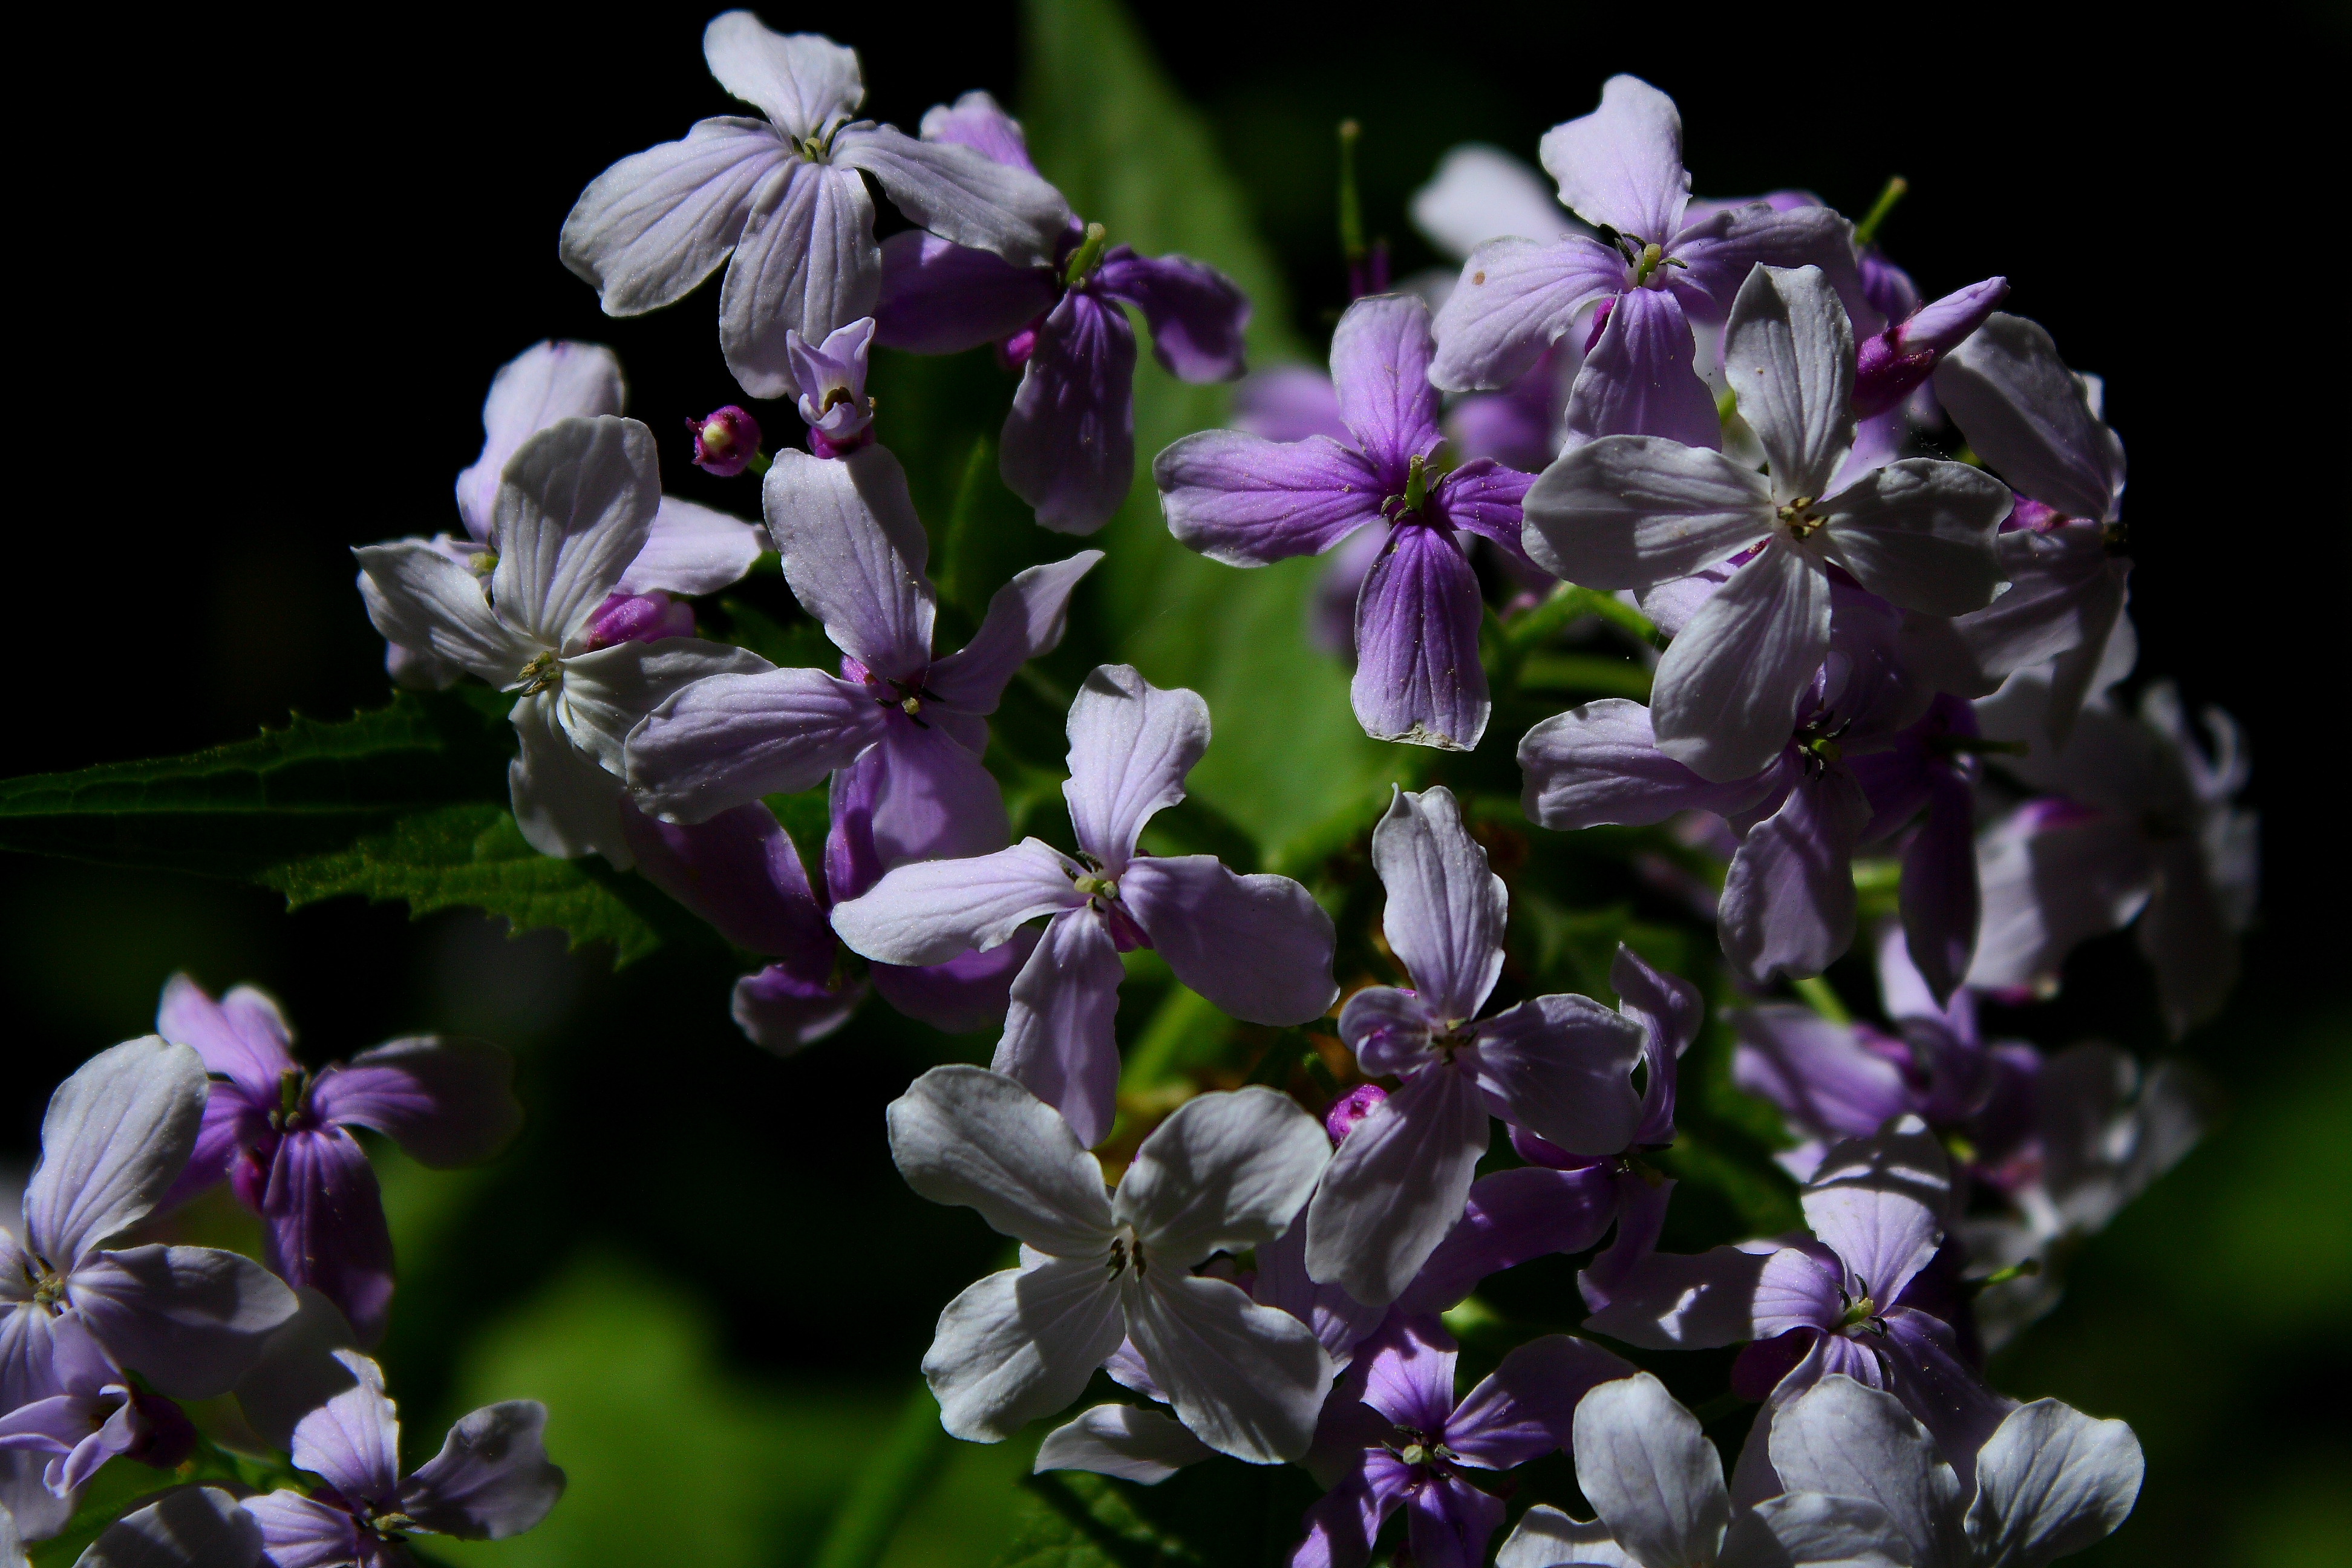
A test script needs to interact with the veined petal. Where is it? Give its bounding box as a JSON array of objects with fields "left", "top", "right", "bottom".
[
  {"left": 1817, "top": 460, "right": 2010, "bottom": 616},
  {"left": 927, "top": 551, "right": 1103, "bottom": 713},
  {"left": 994, "top": 907, "right": 1125, "bottom": 1148},
  {"left": 1369, "top": 786, "right": 1505, "bottom": 1021},
  {"left": 1768, "top": 1376, "right": 1961, "bottom": 1568},
  {"left": 353, "top": 541, "right": 535, "bottom": 687},
  {"left": 1002, "top": 290, "right": 1138, "bottom": 536},
  {"left": 1670, "top": 203, "right": 1869, "bottom": 327},
  {"left": 400, "top": 1400, "right": 566, "bottom": 1540},
  {"left": 1967, "top": 1399, "right": 2143, "bottom": 1567},
  {"left": 1155, "top": 430, "right": 1386, "bottom": 566},
  {"left": 857, "top": 717, "right": 1013, "bottom": 869},
  {"left": 1447, "top": 1336, "right": 1633, "bottom": 1471},
  {"left": 919, "top": 89, "right": 1036, "bottom": 171},
  {"left": 1463, "top": 995, "right": 1645, "bottom": 1155},
  {"left": 1538, "top": 75, "right": 1689, "bottom": 243},
  {"left": 923, "top": 1258, "right": 1123, "bottom": 1442},
  {"left": 1802, "top": 1119, "right": 1950, "bottom": 1306},
  {"left": 1518, "top": 699, "right": 1781, "bottom": 829},
  {"left": 834, "top": 125, "right": 1071, "bottom": 270},
  {"left": 1351, "top": 522, "right": 1489, "bottom": 750},
  {"left": 832, "top": 840, "right": 1084, "bottom": 964},
  {"left": 80, "top": 1485, "right": 263, "bottom": 1568},
  {"left": 557, "top": 638, "right": 771, "bottom": 774},
  {"left": 874, "top": 229, "right": 1059, "bottom": 354},
  {"left": 508, "top": 692, "right": 628, "bottom": 865},
  {"left": 492, "top": 417, "right": 661, "bottom": 647},
  {"left": 1429, "top": 236, "right": 1624, "bottom": 391},
  {"left": 241, "top": 1490, "right": 362, "bottom": 1568},
  {"left": 1429, "top": 457, "right": 1537, "bottom": 559},
  {"left": 1578, "top": 1244, "right": 1768, "bottom": 1350},
  {"left": 720, "top": 161, "right": 878, "bottom": 394},
  {"left": 310, "top": 1039, "right": 523, "bottom": 1171},
  {"left": 1412, "top": 143, "right": 1579, "bottom": 261},
  {"left": 1572, "top": 1373, "right": 1731, "bottom": 1568},
  {"left": 1096, "top": 249, "right": 1250, "bottom": 382},
  {"left": 256, "top": 1128, "right": 396, "bottom": 1347},
  {"left": 71, "top": 1244, "right": 298, "bottom": 1400},
  {"left": 702, "top": 13, "right": 861, "bottom": 140},
  {"left": 1495, "top": 1504, "right": 1630, "bottom": 1568},
  {"left": 1330, "top": 294, "right": 1442, "bottom": 467},
  {"left": 1723, "top": 264, "right": 1854, "bottom": 502},
  {"left": 1062, "top": 664, "right": 1208, "bottom": 872},
  {"left": 1560, "top": 286, "right": 1719, "bottom": 450},
  {"left": 558, "top": 117, "right": 786, "bottom": 315},
  {"left": 1719, "top": 764, "right": 1870, "bottom": 984},
  {"left": 765, "top": 445, "right": 936, "bottom": 679},
  {"left": 1339, "top": 985, "right": 1440, "bottom": 1077},
  {"left": 1304, "top": 1065, "right": 1491, "bottom": 1306},
  {"left": 1751, "top": 1247, "right": 1844, "bottom": 1338},
  {"left": 1520, "top": 435, "right": 1771, "bottom": 590},
  {"left": 1116, "top": 1086, "right": 1330, "bottom": 1265},
  {"left": 621, "top": 800, "right": 832, "bottom": 961},
  {"left": 1735, "top": 1490, "right": 1915, "bottom": 1568},
  {"left": 616, "top": 497, "right": 764, "bottom": 597},
  {"left": 1119, "top": 857, "right": 1338, "bottom": 1026},
  {"left": 1033, "top": 1403, "right": 1214, "bottom": 1484},
  {"left": 26, "top": 1038, "right": 207, "bottom": 1266},
  {"left": 1652, "top": 544, "right": 1829, "bottom": 782},
  {"left": 887, "top": 1064, "right": 1113, "bottom": 1251},
  {"left": 457, "top": 341, "right": 628, "bottom": 541},
  {"left": 155, "top": 976, "right": 295, "bottom": 1103},
  {"left": 1360, "top": 1315, "right": 1459, "bottom": 1434},
  {"left": 1730, "top": 1005, "right": 1911, "bottom": 1147},
  {"left": 1933, "top": 313, "right": 2125, "bottom": 523},
  {"left": 1127, "top": 1273, "right": 1331, "bottom": 1464},
  {"left": 1396, "top": 1165, "right": 1621, "bottom": 1318},
  {"left": 626, "top": 665, "right": 881, "bottom": 823}
]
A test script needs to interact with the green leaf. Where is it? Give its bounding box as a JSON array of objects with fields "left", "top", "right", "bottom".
[
  {"left": 990, "top": 1464, "right": 1321, "bottom": 1568},
  {"left": 1019, "top": 0, "right": 1394, "bottom": 866},
  {"left": 0, "top": 691, "right": 668, "bottom": 964}
]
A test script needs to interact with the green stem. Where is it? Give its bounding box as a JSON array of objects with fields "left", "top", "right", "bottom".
[
  {"left": 1793, "top": 974, "right": 1851, "bottom": 1025},
  {"left": 1064, "top": 221, "right": 1109, "bottom": 286},
  {"left": 1854, "top": 175, "right": 1909, "bottom": 246},
  {"left": 809, "top": 1381, "right": 955, "bottom": 1568},
  {"left": 1336, "top": 119, "right": 1365, "bottom": 267}
]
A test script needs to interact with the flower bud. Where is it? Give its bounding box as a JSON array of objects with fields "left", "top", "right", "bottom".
[
  {"left": 579, "top": 592, "right": 695, "bottom": 650},
  {"left": 788, "top": 319, "right": 875, "bottom": 457},
  {"left": 1324, "top": 1082, "right": 1387, "bottom": 1145},
  {"left": 1852, "top": 276, "right": 2008, "bottom": 419},
  {"left": 687, "top": 406, "right": 763, "bottom": 476}
]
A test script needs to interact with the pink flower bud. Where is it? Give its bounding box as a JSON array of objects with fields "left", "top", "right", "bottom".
[
  {"left": 579, "top": 592, "right": 695, "bottom": 650},
  {"left": 687, "top": 406, "right": 763, "bottom": 477},
  {"left": 1324, "top": 1082, "right": 1387, "bottom": 1145},
  {"left": 1852, "top": 276, "right": 2008, "bottom": 420}
]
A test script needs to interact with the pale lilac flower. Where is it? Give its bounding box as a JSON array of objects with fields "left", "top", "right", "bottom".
[
  {"left": 243, "top": 1350, "right": 563, "bottom": 1565},
  {"left": 1292, "top": 1317, "right": 1630, "bottom": 1568},
  {"left": 1903, "top": 314, "right": 2132, "bottom": 746},
  {"left": 1843, "top": 693, "right": 1990, "bottom": 1001},
  {"left": 1410, "top": 144, "right": 1580, "bottom": 264},
  {"left": 1524, "top": 263, "right": 2010, "bottom": 782},
  {"left": 152, "top": 976, "right": 523, "bottom": 1345},
  {"left": 1304, "top": 788, "right": 1645, "bottom": 1305},
  {"left": 1158, "top": 295, "right": 1535, "bottom": 750},
  {"left": 388, "top": 342, "right": 765, "bottom": 691},
  {"left": 877, "top": 91, "right": 1250, "bottom": 533},
  {"left": 1, "top": 1040, "right": 296, "bottom": 1413},
  {"left": 686, "top": 404, "right": 763, "bottom": 476},
  {"left": 76, "top": 1485, "right": 261, "bottom": 1567},
  {"left": 832, "top": 665, "right": 1338, "bottom": 1145},
  {"left": 1499, "top": 1371, "right": 1909, "bottom": 1568},
  {"left": 358, "top": 417, "right": 771, "bottom": 866},
  {"left": 1764, "top": 1374, "right": 2141, "bottom": 1566},
  {"left": 0, "top": 1316, "right": 194, "bottom": 1498},
  {"left": 887, "top": 1067, "right": 1335, "bottom": 1462},
  {"left": 786, "top": 317, "right": 875, "bottom": 454},
  {"left": 560, "top": 16, "right": 1068, "bottom": 397},
  {"left": 1431, "top": 76, "right": 1865, "bottom": 424},
  {"left": 1851, "top": 277, "right": 2009, "bottom": 419},
  {"left": 1970, "top": 676, "right": 2255, "bottom": 1034}
]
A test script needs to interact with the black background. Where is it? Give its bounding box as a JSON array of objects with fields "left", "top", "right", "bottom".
[{"left": 7, "top": 4, "right": 2346, "bottom": 1563}]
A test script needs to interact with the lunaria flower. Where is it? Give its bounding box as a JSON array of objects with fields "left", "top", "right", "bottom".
[
  {"left": 1522, "top": 263, "right": 2010, "bottom": 783},
  {"left": 76, "top": 1486, "right": 260, "bottom": 1568},
  {"left": 887, "top": 1066, "right": 1334, "bottom": 1463},
  {"left": 877, "top": 91, "right": 1250, "bottom": 533},
  {"left": 0, "top": 1315, "right": 195, "bottom": 1499},
  {"left": 357, "top": 417, "right": 771, "bottom": 866},
  {"left": 244, "top": 1350, "right": 564, "bottom": 1564},
  {"left": 1304, "top": 788, "right": 1645, "bottom": 1304},
  {"left": 832, "top": 665, "right": 1338, "bottom": 1146},
  {"left": 1158, "top": 295, "right": 1534, "bottom": 750},
  {"left": 560, "top": 14, "right": 1068, "bottom": 397},
  {"left": 152, "top": 975, "right": 523, "bottom": 1345}
]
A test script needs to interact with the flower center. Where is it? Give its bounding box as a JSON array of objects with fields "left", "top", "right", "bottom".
[
  {"left": 28, "top": 1255, "right": 68, "bottom": 1313},
  {"left": 1105, "top": 1226, "right": 1148, "bottom": 1281},
  {"left": 1380, "top": 452, "right": 1434, "bottom": 524},
  {"left": 269, "top": 1067, "right": 316, "bottom": 1134},
  {"left": 868, "top": 674, "right": 942, "bottom": 727},
  {"left": 1777, "top": 497, "right": 1827, "bottom": 541},
  {"left": 1064, "top": 222, "right": 1110, "bottom": 287},
  {"left": 512, "top": 650, "right": 561, "bottom": 696},
  {"left": 356, "top": 1503, "right": 417, "bottom": 1542},
  {"left": 1836, "top": 1285, "right": 1887, "bottom": 1336}
]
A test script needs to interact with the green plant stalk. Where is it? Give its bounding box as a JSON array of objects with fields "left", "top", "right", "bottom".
[{"left": 808, "top": 1380, "right": 955, "bottom": 1568}]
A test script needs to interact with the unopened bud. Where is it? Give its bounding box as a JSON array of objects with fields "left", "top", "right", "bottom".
[
  {"left": 686, "top": 406, "right": 764, "bottom": 477},
  {"left": 1324, "top": 1081, "right": 1387, "bottom": 1145},
  {"left": 1852, "top": 276, "right": 2008, "bottom": 419},
  {"left": 580, "top": 592, "right": 696, "bottom": 651}
]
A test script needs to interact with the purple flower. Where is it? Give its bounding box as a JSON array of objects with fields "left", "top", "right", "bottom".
[
  {"left": 386, "top": 342, "right": 765, "bottom": 691},
  {"left": 1292, "top": 1316, "right": 1630, "bottom": 1568},
  {"left": 1524, "top": 263, "right": 2010, "bottom": 783},
  {"left": 243, "top": 1350, "right": 563, "bottom": 1564},
  {"left": 152, "top": 976, "right": 520, "bottom": 1345},
  {"left": 0, "top": 1316, "right": 195, "bottom": 1498},
  {"left": 831, "top": 665, "right": 1338, "bottom": 1145},
  {"left": 358, "top": 417, "right": 773, "bottom": 865},
  {"left": 1843, "top": 693, "right": 1990, "bottom": 1001},
  {"left": 1500, "top": 1371, "right": 1901, "bottom": 1568},
  {"left": 560, "top": 16, "right": 1068, "bottom": 397},
  {"left": 1, "top": 1039, "right": 296, "bottom": 1413},
  {"left": 1902, "top": 313, "right": 2133, "bottom": 749},
  {"left": 77, "top": 1486, "right": 261, "bottom": 1567},
  {"left": 1761, "top": 1374, "right": 2142, "bottom": 1567},
  {"left": 1430, "top": 76, "right": 1866, "bottom": 418},
  {"left": 1304, "top": 788, "right": 1646, "bottom": 1305},
  {"left": 786, "top": 317, "right": 875, "bottom": 453},
  {"left": 877, "top": 91, "right": 1250, "bottom": 534},
  {"left": 686, "top": 403, "right": 764, "bottom": 475},
  {"left": 1970, "top": 675, "right": 2255, "bottom": 1034},
  {"left": 1158, "top": 295, "right": 1535, "bottom": 750},
  {"left": 887, "top": 1067, "right": 1335, "bottom": 1462},
  {"left": 1851, "top": 277, "right": 2008, "bottom": 420}
]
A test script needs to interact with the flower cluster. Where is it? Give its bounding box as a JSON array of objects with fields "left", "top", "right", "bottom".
[{"left": 8, "top": 13, "right": 2250, "bottom": 1564}]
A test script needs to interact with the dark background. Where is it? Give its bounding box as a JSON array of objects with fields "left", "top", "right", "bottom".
[{"left": 7, "top": 4, "right": 2346, "bottom": 1564}]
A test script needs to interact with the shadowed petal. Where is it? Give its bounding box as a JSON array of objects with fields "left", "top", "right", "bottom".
[
  {"left": 1769, "top": 1376, "right": 1961, "bottom": 1567},
  {"left": 1579, "top": 1244, "right": 1768, "bottom": 1349},
  {"left": 1305, "top": 1066, "right": 1492, "bottom": 1306},
  {"left": 886, "top": 1064, "right": 1113, "bottom": 1252},
  {"left": 1730, "top": 1005, "right": 1910, "bottom": 1147},
  {"left": 1671, "top": 204, "right": 1869, "bottom": 327},
  {"left": 1518, "top": 699, "right": 1780, "bottom": 829},
  {"left": 1034, "top": 1403, "right": 1214, "bottom": 1484},
  {"left": 1097, "top": 250, "right": 1250, "bottom": 382},
  {"left": 256, "top": 1129, "right": 396, "bottom": 1347},
  {"left": 620, "top": 802, "right": 832, "bottom": 961},
  {"left": 400, "top": 1399, "right": 566, "bottom": 1540},
  {"left": 1817, "top": 460, "right": 2009, "bottom": 616},
  {"left": 1933, "top": 314, "right": 2125, "bottom": 523},
  {"left": 1573, "top": 1372, "right": 1730, "bottom": 1568},
  {"left": 1448, "top": 1336, "right": 1633, "bottom": 1470},
  {"left": 927, "top": 551, "right": 1102, "bottom": 714},
  {"left": 1351, "top": 523, "right": 1488, "bottom": 750},
  {"left": 924, "top": 1258, "right": 1125, "bottom": 1443},
  {"left": 353, "top": 540, "right": 535, "bottom": 688},
  {"left": 312, "top": 1039, "right": 523, "bottom": 1171},
  {"left": 1397, "top": 1165, "right": 1620, "bottom": 1317},
  {"left": 1413, "top": 143, "right": 1579, "bottom": 260},
  {"left": 557, "top": 638, "right": 773, "bottom": 775},
  {"left": 27, "top": 1039, "right": 207, "bottom": 1267},
  {"left": 288, "top": 1348, "right": 400, "bottom": 1503},
  {"left": 1521, "top": 434, "right": 1769, "bottom": 590},
  {"left": 875, "top": 229, "right": 1059, "bottom": 353},
  {"left": 1128, "top": 1273, "right": 1331, "bottom": 1464},
  {"left": 1967, "top": 1399, "right": 2142, "bottom": 1567},
  {"left": 732, "top": 964, "right": 864, "bottom": 1054},
  {"left": 719, "top": 161, "right": 878, "bottom": 391},
  {"left": 1116, "top": 1087, "right": 1330, "bottom": 1265},
  {"left": 1463, "top": 995, "right": 1645, "bottom": 1155},
  {"left": 1720, "top": 765, "right": 1871, "bottom": 984},
  {"left": 1155, "top": 430, "right": 1386, "bottom": 566},
  {"left": 1652, "top": 544, "right": 1829, "bottom": 783},
  {"left": 1802, "top": 1120, "right": 1950, "bottom": 1305},
  {"left": 1002, "top": 291, "right": 1138, "bottom": 535},
  {"left": 834, "top": 124, "right": 1070, "bottom": 269},
  {"left": 1560, "top": 286, "right": 1719, "bottom": 450},
  {"left": 626, "top": 666, "right": 883, "bottom": 823},
  {"left": 492, "top": 417, "right": 661, "bottom": 648},
  {"left": 1429, "top": 236, "right": 1624, "bottom": 391},
  {"left": 618, "top": 497, "right": 765, "bottom": 597},
  {"left": 80, "top": 1484, "right": 263, "bottom": 1568},
  {"left": 995, "top": 909, "right": 1125, "bottom": 1148},
  {"left": 508, "top": 692, "right": 628, "bottom": 865},
  {"left": 1119, "top": 857, "right": 1338, "bottom": 1026}
]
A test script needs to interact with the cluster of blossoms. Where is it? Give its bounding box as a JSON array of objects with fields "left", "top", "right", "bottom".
[
  {"left": 3, "top": 990, "right": 563, "bottom": 1563},
  {"left": 9, "top": 13, "right": 2250, "bottom": 1564}
]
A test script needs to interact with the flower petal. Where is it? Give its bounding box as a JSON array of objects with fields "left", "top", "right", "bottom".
[
  {"left": 874, "top": 229, "right": 1060, "bottom": 354},
  {"left": 833, "top": 839, "right": 1082, "bottom": 965},
  {"left": 619, "top": 801, "right": 832, "bottom": 961},
  {"left": 1002, "top": 291, "right": 1139, "bottom": 536},
  {"left": 1572, "top": 1372, "right": 1730, "bottom": 1568},
  {"left": 616, "top": 497, "right": 765, "bottom": 597},
  {"left": 558, "top": 117, "right": 786, "bottom": 315},
  {"left": 886, "top": 1064, "right": 1114, "bottom": 1252},
  {"left": 155, "top": 978, "right": 296, "bottom": 1103},
  {"left": 1155, "top": 430, "right": 1386, "bottom": 566},
  {"left": 1933, "top": 313, "right": 2125, "bottom": 523},
  {"left": 1304, "top": 1065, "right": 1491, "bottom": 1307},
  {"left": 1395, "top": 1165, "right": 1621, "bottom": 1318},
  {"left": 1736, "top": 1490, "right": 1915, "bottom": 1568},
  {"left": 1367, "top": 787, "right": 1505, "bottom": 1021},
  {"left": 1670, "top": 203, "right": 1869, "bottom": 328},
  {"left": 1351, "top": 522, "right": 1488, "bottom": 750},
  {"left": 927, "top": 550, "right": 1103, "bottom": 714},
  {"left": 766, "top": 444, "right": 935, "bottom": 676},
  {"left": 492, "top": 416, "right": 662, "bottom": 647},
  {"left": 353, "top": 540, "right": 534, "bottom": 687},
  {"left": 557, "top": 638, "right": 773, "bottom": 774},
  {"left": 1816, "top": 460, "right": 2009, "bottom": 616},
  {"left": 1722, "top": 264, "right": 1854, "bottom": 502},
  {"left": 1651, "top": 543, "right": 1829, "bottom": 782},
  {"left": 1033, "top": 1403, "right": 1214, "bottom": 1484},
  {"left": 310, "top": 1038, "right": 523, "bottom": 1173},
  {"left": 1521, "top": 434, "right": 1770, "bottom": 590},
  {"left": 456, "top": 341, "right": 629, "bottom": 542},
  {"left": 924, "top": 1258, "right": 1125, "bottom": 1443},
  {"left": 26, "top": 1039, "right": 207, "bottom": 1267},
  {"left": 1330, "top": 294, "right": 1442, "bottom": 468},
  {"left": 1802, "top": 1119, "right": 1950, "bottom": 1306},
  {"left": 1719, "top": 765, "right": 1871, "bottom": 985},
  {"left": 1119, "top": 857, "right": 1338, "bottom": 1026},
  {"left": 834, "top": 124, "right": 1071, "bottom": 270},
  {"left": 1413, "top": 143, "right": 1578, "bottom": 261},
  {"left": 1097, "top": 250, "right": 1250, "bottom": 382},
  {"left": 281, "top": 1347, "right": 401, "bottom": 1503},
  {"left": 400, "top": 1400, "right": 566, "bottom": 1540},
  {"left": 994, "top": 908, "right": 1126, "bottom": 1148},
  {"left": 1966, "top": 1398, "right": 2143, "bottom": 1567},
  {"left": 508, "top": 691, "right": 628, "bottom": 864},
  {"left": 1730, "top": 1005, "right": 1911, "bottom": 1148},
  {"left": 1517, "top": 698, "right": 1779, "bottom": 829},
  {"left": 1495, "top": 1504, "right": 1629, "bottom": 1568},
  {"left": 720, "top": 162, "right": 878, "bottom": 395},
  {"left": 1116, "top": 1087, "right": 1330, "bottom": 1266},
  {"left": 1768, "top": 1375, "right": 1961, "bottom": 1568},
  {"left": 82, "top": 1485, "right": 263, "bottom": 1568},
  {"left": 1560, "top": 286, "right": 1719, "bottom": 451},
  {"left": 1062, "top": 665, "right": 1208, "bottom": 872},
  {"left": 1429, "top": 236, "right": 1624, "bottom": 392},
  {"left": 701, "top": 13, "right": 861, "bottom": 140},
  {"left": 1538, "top": 75, "right": 1688, "bottom": 243},
  {"left": 731, "top": 965, "right": 864, "bottom": 1055},
  {"left": 1462, "top": 995, "right": 1646, "bottom": 1155},
  {"left": 256, "top": 1128, "right": 396, "bottom": 1348},
  {"left": 626, "top": 665, "right": 880, "bottom": 825},
  {"left": 1578, "top": 1244, "right": 1768, "bottom": 1350},
  {"left": 1447, "top": 1335, "right": 1633, "bottom": 1471},
  {"left": 241, "top": 1490, "right": 362, "bottom": 1568},
  {"left": 1128, "top": 1273, "right": 1331, "bottom": 1464}
]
